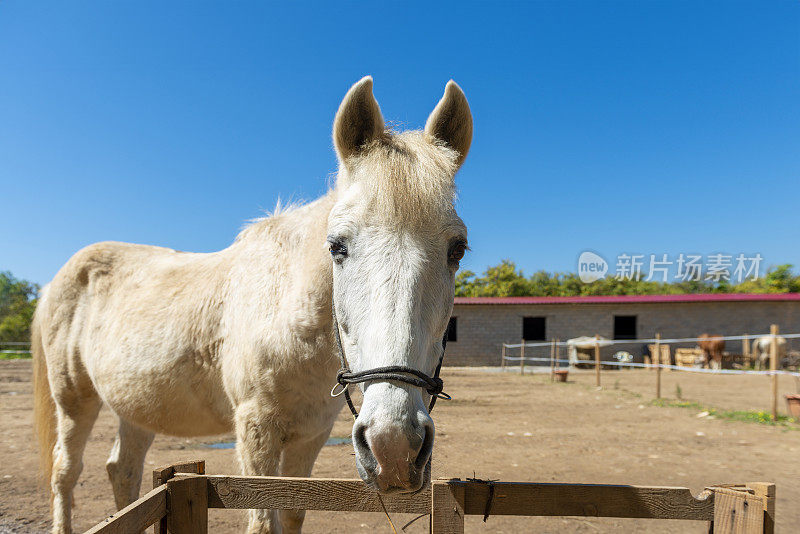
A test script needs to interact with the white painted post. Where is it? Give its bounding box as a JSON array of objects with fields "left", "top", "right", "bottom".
[{"left": 771, "top": 324, "right": 779, "bottom": 420}]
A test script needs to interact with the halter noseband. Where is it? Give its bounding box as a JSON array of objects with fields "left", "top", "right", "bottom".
[{"left": 330, "top": 306, "right": 451, "bottom": 418}]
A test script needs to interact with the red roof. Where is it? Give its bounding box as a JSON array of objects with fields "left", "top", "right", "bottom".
[{"left": 454, "top": 293, "right": 800, "bottom": 305}]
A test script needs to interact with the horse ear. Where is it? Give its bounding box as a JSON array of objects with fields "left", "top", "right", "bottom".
[
  {"left": 425, "top": 80, "right": 473, "bottom": 168},
  {"left": 333, "top": 76, "right": 385, "bottom": 161}
]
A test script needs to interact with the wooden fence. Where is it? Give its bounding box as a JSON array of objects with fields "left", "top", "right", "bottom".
[
  {"left": 83, "top": 460, "right": 776, "bottom": 533},
  {"left": 503, "top": 324, "right": 795, "bottom": 420}
]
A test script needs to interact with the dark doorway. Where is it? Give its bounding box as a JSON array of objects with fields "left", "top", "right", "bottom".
[
  {"left": 614, "top": 315, "right": 637, "bottom": 339},
  {"left": 522, "top": 316, "right": 546, "bottom": 341},
  {"left": 446, "top": 317, "right": 457, "bottom": 342}
]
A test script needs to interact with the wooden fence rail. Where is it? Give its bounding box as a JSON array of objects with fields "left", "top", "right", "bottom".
[
  {"left": 83, "top": 485, "right": 167, "bottom": 534},
  {"left": 82, "top": 460, "right": 775, "bottom": 534}
]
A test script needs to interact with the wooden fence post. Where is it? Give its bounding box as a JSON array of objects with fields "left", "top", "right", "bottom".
[
  {"left": 167, "top": 476, "right": 208, "bottom": 534},
  {"left": 743, "top": 334, "right": 750, "bottom": 368},
  {"left": 520, "top": 339, "right": 525, "bottom": 376},
  {"left": 431, "top": 481, "right": 465, "bottom": 534},
  {"left": 748, "top": 482, "right": 776, "bottom": 534},
  {"left": 555, "top": 339, "right": 560, "bottom": 370},
  {"left": 655, "top": 333, "right": 662, "bottom": 399},
  {"left": 594, "top": 335, "right": 600, "bottom": 388},
  {"left": 153, "top": 460, "right": 205, "bottom": 534},
  {"left": 710, "top": 486, "right": 766, "bottom": 533},
  {"left": 550, "top": 339, "right": 556, "bottom": 382},
  {"left": 770, "top": 324, "right": 779, "bottom": 420},
  {"left": 501, "top": 344, "right": 506, "bottom": 371}
]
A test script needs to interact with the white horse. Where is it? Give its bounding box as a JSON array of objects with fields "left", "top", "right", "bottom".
[
  {"left": 752, "top": 335, "right": 787, "bottom": 370},
  {"left": 32, "top": 76, "right": 472, "bottom": 534}
]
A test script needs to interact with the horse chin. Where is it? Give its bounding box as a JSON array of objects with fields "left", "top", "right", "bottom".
[
  {"left": 403, "top": 461, "right": 432, "bottom": 495},
  {"left": 355, "top": 455, "right": 430, "bottom": 495}
]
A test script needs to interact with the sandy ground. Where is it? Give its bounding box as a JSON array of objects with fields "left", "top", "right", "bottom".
[{"left": 1, "top": 360, "right": 799, "bottom": 533}]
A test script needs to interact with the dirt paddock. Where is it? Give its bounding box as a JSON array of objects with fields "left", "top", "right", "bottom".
[{"left": 2, "top": 360, "right": 799, "bottom": 533}]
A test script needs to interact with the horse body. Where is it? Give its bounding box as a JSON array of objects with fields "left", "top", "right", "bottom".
[
  {"left": 33, "top": 77, "right": 472, "bottom": 533},
  {"left": 49, "top": 242, "right": 233, "bottom": 437},
  {"left": 40, "top": 196, "right": 339, "bottom": 438},
  {"left": 752, "top": 335, "right": 787, "bottom": 370},
  {"left": 35, "top": 196, "right": 343, "bottom": 532},
  {"left": 698, "top": 333, "right": 725, "bottom": 369}
]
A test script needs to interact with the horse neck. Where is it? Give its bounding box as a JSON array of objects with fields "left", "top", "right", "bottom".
[{"left": 229, "top": 193, "right": 337, "bottom": 343}]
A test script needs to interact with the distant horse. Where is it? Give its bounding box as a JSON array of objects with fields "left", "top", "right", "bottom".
[
  {"left": 32, "top": 77, "right": 473, "bottom": 534},
  {"left": 752, "top": 335, "right": 787, "bottom": 370},
  {"left": 698, "top": 334, "right": 725, "bottom": 369}
]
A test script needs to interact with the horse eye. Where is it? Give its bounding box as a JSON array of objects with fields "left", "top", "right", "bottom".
[
  {"left": 449, "top": 242, "right": 467, "bottom": 263},
  {"left": 329, "top": 240, "right": 348, "bottom": 258}
]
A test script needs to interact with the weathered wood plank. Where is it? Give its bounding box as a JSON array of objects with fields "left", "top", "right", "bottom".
[
  {"left": 454, "top": 481, "right": 716, "bottom": 520},
  {"left": 153, "top": 460, "right": 206, "bottom": 487},
  {"left": 83, "top": 464, "right": 775, "bottom": 533},
  {"left": 712, "top": 487, "right": 764, "bottom": 533},
  {"left": 193, "top": 475, "right": 718, "bottom": 520},
  {"left": 194, "top": 475, "right": 431, "bottom": 514},
  {"left": 83, "top": 485, "right": 167, "bottom": 534},
  {"left": 152, "top": 460, "right": 204, "bottom": 534},
  {"left": 431, "top": 481, "right": 465, "bottom": 534},
  {"left": 167, "top": 476, "right": 208, "bottom": 534},
  {"left": 747, "top": 483, "right": 775, "bottom": 534}
]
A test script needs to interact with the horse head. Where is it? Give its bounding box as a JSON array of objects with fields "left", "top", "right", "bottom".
[{"left": 327, "top": 77, "right": 472, "bottom": 493}]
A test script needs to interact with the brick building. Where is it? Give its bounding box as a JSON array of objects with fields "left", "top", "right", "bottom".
[{"left": 444, "top": 293, "right": 800, "bottom": 366}]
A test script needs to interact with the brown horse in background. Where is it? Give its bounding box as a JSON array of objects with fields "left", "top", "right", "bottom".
[{"left": 698, "top": 333, "right": 725, "bottom": 369}]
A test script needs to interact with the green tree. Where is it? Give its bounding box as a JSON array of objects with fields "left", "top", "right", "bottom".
[
  {"left": 454, "top": 261, "right": 800, "bottom": 298},
  {"left": 528, "top": 270, "right": 564, "bottom": 296},
  {"left": 732, "top": 264, "right": 800, "bottom": 293},
  {"left": 454, "top": 260, "right": 533, "bottom": 297},
  {"left": 454, "top": 270, "right": 478, "bottom": 297},
  {"left": 0, "top": 271, "right": 39, "bottom": 342},
  {"left": 477, "top": 260, "right": 531, "bottom": 296},
  {"left": 671, "top": 279, "right": 716, "bottom": 294}
]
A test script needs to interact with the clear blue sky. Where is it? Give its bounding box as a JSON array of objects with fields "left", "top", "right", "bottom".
[{"left": 1, "top": 1, "right": 798, "bottom": 285}]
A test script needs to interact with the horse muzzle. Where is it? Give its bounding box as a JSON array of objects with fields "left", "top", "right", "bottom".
[{"left": 352, "top": 406, "right": 434, "bottom": 494}]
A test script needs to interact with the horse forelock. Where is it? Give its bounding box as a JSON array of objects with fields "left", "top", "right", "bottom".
[{"left": 338, "top": 130, "right": 460, "bottom": 228}]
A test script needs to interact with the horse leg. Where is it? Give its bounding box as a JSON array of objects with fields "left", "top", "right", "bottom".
[
  {"left": 106, "top": 419, "right": 155, "bottom": 510},
  {"left": 234, "top": 401, "right": 283, "bottom": 534},
  {"left": 51, "top": 397, "right": 102, "bottom": 534},
  {"left": 277, "top": 426, "right": 334, "bottom": 533}
]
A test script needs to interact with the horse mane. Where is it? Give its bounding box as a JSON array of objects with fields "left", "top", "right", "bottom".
[
  {"left": 339, "top": 130, "right": 460, "bottom": 227},
  {"left": 235, "top": 130, "right": 460, "bottom": 244},
  {"left": 234, "top": 198, "right": 309, "bottom": 243}
]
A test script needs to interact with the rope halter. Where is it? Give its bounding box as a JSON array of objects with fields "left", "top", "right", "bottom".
[{"left": 330, "top": 306, "right": 451, "bottom": 418}]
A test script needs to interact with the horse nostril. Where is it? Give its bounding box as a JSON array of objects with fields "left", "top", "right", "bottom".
[
  {"left": 354, "top": 422, "right": 369, "bottom": 453},
  {"left": 414, "top": 421, "right": 435, "bottom": 469}
]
